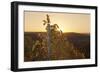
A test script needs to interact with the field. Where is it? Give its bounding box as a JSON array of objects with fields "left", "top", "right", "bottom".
[{"left": 24, "top": 32, "right": 90, "bottom": 62}]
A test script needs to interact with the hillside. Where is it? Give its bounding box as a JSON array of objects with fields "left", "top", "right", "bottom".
[{"left": 24, "top": 32, "right": 90, "bottom": 62}]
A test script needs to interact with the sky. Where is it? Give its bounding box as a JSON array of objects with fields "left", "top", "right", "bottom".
[{"left": 24, "top": 11, "right": 90, "bottom": 33}]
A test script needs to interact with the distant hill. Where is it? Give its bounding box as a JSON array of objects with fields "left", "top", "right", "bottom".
[{"left": 63, "top": 32, "right": 90, "bottom": 48}]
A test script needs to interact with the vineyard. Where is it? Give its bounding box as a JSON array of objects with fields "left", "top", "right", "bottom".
[
  {"left": 24, "top": 32, "right": 90, "bottom": 62},
  {"left": 24, "top": 14, "right": 90, "bottom": 62}
]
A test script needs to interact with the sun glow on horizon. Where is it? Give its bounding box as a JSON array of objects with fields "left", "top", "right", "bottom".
[{"left": 24, "top": 11, "right": 90, "bottom": 33}]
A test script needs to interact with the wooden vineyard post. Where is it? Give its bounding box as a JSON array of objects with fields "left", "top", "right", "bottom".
[{"left": 43, "top": 14, "right": 51, "bottom": 60}]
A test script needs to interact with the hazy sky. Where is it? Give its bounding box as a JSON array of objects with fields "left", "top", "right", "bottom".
[{"left": 24, "top": 11, "right": 90, "bottom": 33}]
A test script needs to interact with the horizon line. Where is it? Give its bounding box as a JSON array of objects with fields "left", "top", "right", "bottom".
[{"left": 24, "top": 31, "right": 90, "bottom": 34}]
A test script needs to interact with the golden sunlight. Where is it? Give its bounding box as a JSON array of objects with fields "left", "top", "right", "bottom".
[{"left": 24, "top": 11, "right": 90, "bottom": 33}]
